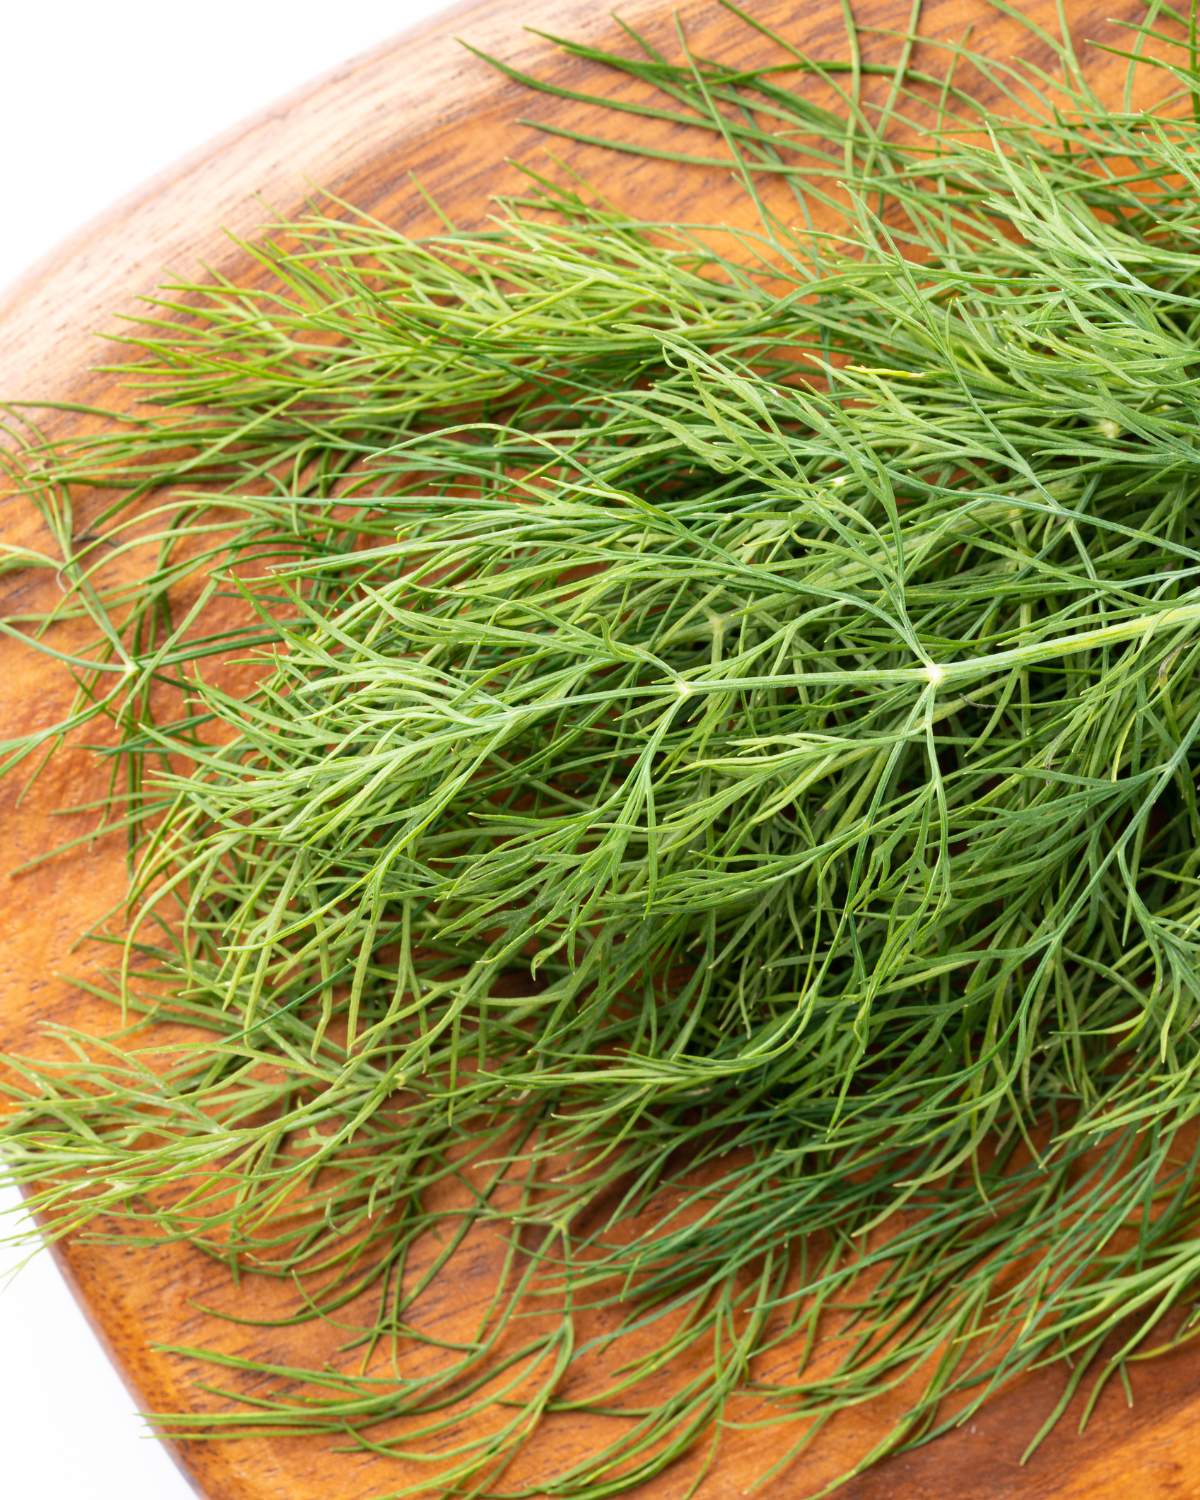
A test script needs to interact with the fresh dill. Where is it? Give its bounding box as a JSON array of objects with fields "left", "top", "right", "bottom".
[{"left": 5, "top": 2, "right": 1200, "bottom": 1494}]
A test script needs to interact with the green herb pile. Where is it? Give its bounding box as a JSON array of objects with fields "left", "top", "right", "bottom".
[{"left": 6, "top": 1, "right": 1200, "bottom": 1493}]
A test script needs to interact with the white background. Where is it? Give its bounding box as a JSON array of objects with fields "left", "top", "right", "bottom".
[{"left": 0, "top": 4, "right": 448, "bottom": 1495}]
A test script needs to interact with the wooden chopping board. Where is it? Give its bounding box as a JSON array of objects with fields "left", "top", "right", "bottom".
[{"left": 1, "top": 1, "right": 1197, "bottom": 1495}]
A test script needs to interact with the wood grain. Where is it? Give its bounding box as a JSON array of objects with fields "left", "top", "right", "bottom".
[{"left": 1, "top": 2, "right": 1195, "bottom": 1495}]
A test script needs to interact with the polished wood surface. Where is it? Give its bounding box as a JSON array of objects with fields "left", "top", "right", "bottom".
[{"left": 1, "top": 2, "right": 1195, "bottom": 1495}]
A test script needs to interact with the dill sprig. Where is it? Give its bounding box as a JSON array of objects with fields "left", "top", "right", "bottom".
[{"left": 6, "top": 2, "right": 1200, "bottom": 1493}]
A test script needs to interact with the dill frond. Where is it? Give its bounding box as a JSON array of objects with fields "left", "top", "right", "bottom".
[{"left": 6, "top": 2, "right": 1200, "bottom": 1493}]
